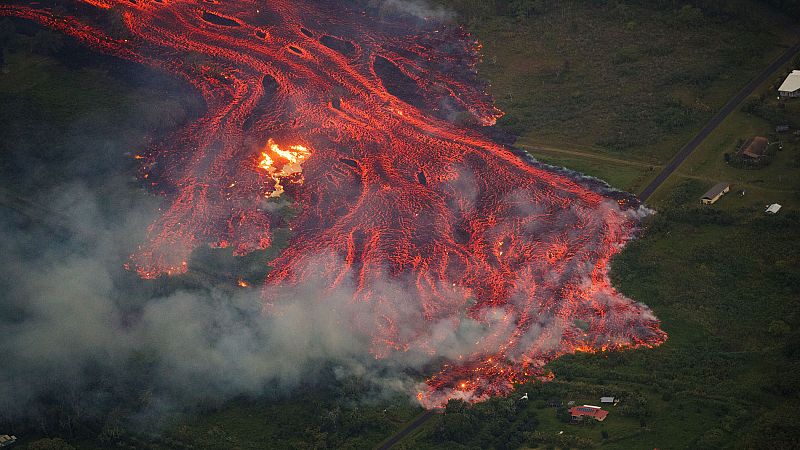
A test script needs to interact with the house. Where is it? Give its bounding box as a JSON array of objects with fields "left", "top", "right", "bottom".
[
  {"left": 778, "top": 70, "right": 800, "bottom": 98},
  {"left": 600, "top": 396, "right": 616, "bottom": 404},
  {"left": 0, "top": 435, "right": 17, "bottom": 447},
  {"left": 765, "top": 203, "right": 782, "bottom": 214},
  {"left": 700, "top": 182, "right": 730, "bottom": 205},
  {"left": 569, "top": 405, "right": 609, "bottom": 422},
  {"left": 739, "top": 136, "right": 769, "bottom": 160}
]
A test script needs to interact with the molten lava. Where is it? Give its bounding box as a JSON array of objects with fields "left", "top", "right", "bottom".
[
  {"left": 257, "top": 138, "right": 311, "bottom": 198},
  {"left": 1, "top": 0, "right": 666, "bottom": 407}
]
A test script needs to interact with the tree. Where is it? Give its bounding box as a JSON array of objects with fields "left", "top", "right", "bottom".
[{"left": 26, "top": 438, "right": 76, "bottom": 450}]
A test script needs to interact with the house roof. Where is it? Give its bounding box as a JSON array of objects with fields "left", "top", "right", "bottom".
[
  {"left": 741, "top": 136, "right": 768, "bottom": 158},
  {"left": 765, "top": 203, "right": 782, "bottom": 214},
  {"left": 601, "top": 396, "right": 615, "bottom": 402},
  {"left": 570, "top": 405, "right": 609, "bottom": 420},
  {"left": 701, "top": 182, "right": 730, "bottom": 200},
  {"left": 779, "top": 70, "right": 800, "bottom": 93}
]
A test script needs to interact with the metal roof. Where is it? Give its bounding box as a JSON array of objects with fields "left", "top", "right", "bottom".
[
  {"left": 701, "top": 182, "right": 730, "bottom": 200},
  {"left": 765, "top": 203, "right": 782, "bottom": 214},
  {"left": 779, "top": 70, "right": 800, "bottom": 93}
]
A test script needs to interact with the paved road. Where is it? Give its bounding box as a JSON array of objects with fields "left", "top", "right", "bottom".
[
  {"left": 638, "top": 40, "right": 800, "bottom": 202},
  {"left": 376, "top": 409, "right": 437, "bottom": 450}
]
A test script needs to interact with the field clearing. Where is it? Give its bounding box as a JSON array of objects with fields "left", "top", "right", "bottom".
[{"left": 458, "top": 1, "right": 796, "bottom": 164}]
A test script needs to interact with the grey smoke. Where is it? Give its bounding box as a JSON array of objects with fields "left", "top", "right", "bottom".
[
  {"left": 0, "top": 177, "right": 507, "bottom": 421},
  {"left": 378, "top": 0, "right": 456, "bottom": 22}
]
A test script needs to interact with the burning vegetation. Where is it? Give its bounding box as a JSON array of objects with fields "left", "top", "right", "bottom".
[{"left": 0, "top": 0, "right": 666, "bottom": 407}]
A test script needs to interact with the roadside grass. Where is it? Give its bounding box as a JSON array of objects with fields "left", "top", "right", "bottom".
[
  {"left": 645, "top": 55, "right": 800, "bottom": 209},
  {"left": 454, "top": 1, "right": 795, "bottom": 163},
  {"left": 523, "top": 150, "right": 656, "bottom": 194}
]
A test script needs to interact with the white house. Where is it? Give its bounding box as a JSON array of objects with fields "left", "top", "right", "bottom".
[
  {"left": 765, "top": 203, "right": 782, "bottom": 214},
  {"left": 779, "top": 70, "right": 800, "bottom": 98}
]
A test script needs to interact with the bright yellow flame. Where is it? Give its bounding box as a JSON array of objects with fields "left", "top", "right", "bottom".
[{"left": 257, "top": 138, "right": 312, "bottom": 198}]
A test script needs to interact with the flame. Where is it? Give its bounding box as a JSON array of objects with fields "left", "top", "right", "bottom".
[{"left": 257, "top": 138, "right": 312, "bottom": 198}]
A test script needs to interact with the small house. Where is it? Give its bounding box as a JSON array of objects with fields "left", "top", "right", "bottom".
[
  {"left": 779, "top": 70, "right": 800, "bottom": 98},
  {"left": 0, "top": 435, "right": 17, "bottom": 447},
  {"left": 765, "top": 203, "right": 782, "bottom": 214},
  {"left": 739, "top": 136, "right": 769, "bottom": 160},
  {"left": 701, "top": 182, "right": 730, "bottom": 205},
  {"left": 600, "top": 396, "right": 616, "bottom": 404},
  {"left": 569, "top": 405, "right": 609, "bottom": 422}
]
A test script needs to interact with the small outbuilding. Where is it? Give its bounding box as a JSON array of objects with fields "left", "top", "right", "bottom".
[
  {"left": 779, "top": 70, "right": 800, "bottom": 98},
  {"left": 0, "top": 435, "right": 17, "bottom": 447},
  {"left": 765, "top": 203, "right": 782, "bottom": 214},
  {"left": 776, "top": 125, "right": 790, "bottom": 133},
  {"left": 600, "top": 396, "right": 616, "bottom": 404},
  {"left": 570, "top": 405, "right": 609, "bottom": 422},
  {"left": 701, "top": 182, "right": 730, "bottom": 205}
]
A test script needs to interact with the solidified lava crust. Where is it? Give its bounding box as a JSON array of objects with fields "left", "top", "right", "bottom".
[{"left": 1, "top": 0, "right": 667, "bottom": 407}]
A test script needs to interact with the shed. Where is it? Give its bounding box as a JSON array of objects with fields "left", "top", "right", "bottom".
[
  {"left": 779, "top": 70, "right": 800, "bottom": 98},
  {"left": 600, "top": 396, "right": 616, "bottom": 403},
  {"left": 0, "top": 435, "right": 17, "bottom": 447},
  {"left": 765, "top": 203, "right": 782, "bottom": 214},
  {"left": 739, "top": 136, "right": 769, "bottom": 159},
  {"left": 701, "top": 182, "right": 730, "bottom": 205}
]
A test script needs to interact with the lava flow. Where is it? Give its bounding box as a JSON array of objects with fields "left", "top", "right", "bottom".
[{"left": 1, "top": 0, "right": 666, "bottom": 407}]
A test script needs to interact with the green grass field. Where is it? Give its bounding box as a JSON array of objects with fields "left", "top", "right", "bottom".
[{"left": 442, "top": 0, "right": 796, "bottom": 164}]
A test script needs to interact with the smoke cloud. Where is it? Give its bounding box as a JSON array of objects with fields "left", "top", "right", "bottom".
[
  {"left": 378, "top": 0, "right": 456, "bottom": 23},
  {"left": 0, "top": 177, "right": 508, "bottom": 422}
]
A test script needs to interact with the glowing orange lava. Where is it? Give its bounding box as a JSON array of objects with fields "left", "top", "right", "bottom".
[
  {"left": 257, "top": 139, "right": 311, "bottom": 198},
  {"left": 1, "top": 0, "right": 666, "bottom": 407}
]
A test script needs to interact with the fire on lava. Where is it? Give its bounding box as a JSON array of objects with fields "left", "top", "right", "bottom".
[{"left": 257, "top": 138, "right": 311, "bottom": 198}]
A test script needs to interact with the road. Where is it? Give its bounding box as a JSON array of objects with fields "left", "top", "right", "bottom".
[
  {"left": 376, "top": 409, "right": 437, "bottom": 450},
  {"left": 637, "top": 40, "right": 800, "bottom": 201}
]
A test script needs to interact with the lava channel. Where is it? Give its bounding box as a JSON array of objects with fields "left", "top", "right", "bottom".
[{"left": 0, "top": 0, "right": 667, "bottom": 407}]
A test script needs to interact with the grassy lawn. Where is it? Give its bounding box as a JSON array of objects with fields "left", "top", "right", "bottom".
[
  {"left": 444, "top": 0, "right": 796, "bottom": 165},
  {"left": 521, "top": 148, "right": 658, "bottom": 193}
]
